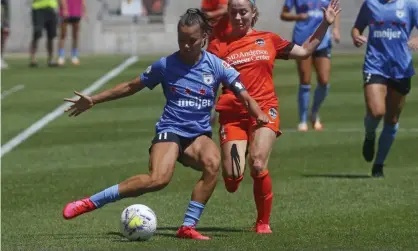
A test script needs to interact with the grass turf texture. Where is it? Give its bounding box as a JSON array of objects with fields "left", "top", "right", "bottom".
[{"left": 1, "top": 54, "right": 418, "bottom": 250}]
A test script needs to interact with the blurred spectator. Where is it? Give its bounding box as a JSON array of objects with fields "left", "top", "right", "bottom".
[
  {"left": 1, "top": 0, "right": 9, "bottom": 69},
  {"left": 57, "top": 0, "right": 86, "bottom": 66},
  {"left": 30, "top": 0, "right": 59, "bottom": 67},
  {"left": 142, "top": 0, "right": 167, "bottom": 23}
]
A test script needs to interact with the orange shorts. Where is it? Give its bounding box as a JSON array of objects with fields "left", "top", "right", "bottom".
[{"left": 218, "top": 107, "right": 281, "bottom": 145}]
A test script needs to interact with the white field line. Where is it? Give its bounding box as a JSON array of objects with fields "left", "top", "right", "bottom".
[
  {"left": 0, "top": 56, "right": 139, "bottom": 159},
  {"left": 1, "top": 85, "right": 25, "bottom": 99}
]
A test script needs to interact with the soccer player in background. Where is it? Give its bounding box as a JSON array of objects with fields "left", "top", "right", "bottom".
[
  {"left": 280, "top": 0, "right": 341, "bottom": 132},
  {"left": 207, "top": 0, "right": 341, "bottom": 233},
  {"left": 30, "top": 0, "right": 59, "bottom": 67},
  {"left": 57, "top": 0, "right": 86, "bottom": 66},
  {"left": 62, "top": 8, "right": 269, "bottom": 240},
  {"left": 351, "top": 0, "right": 418, "bottom": 177},
  {"left": 201, "top": 0, "right": 232, "bottom": 125},
  {"left": 1, "top": 0, "right": 9, "bottom": 69},
  {"left": 201, "top": 0, "right": 232, "bottom": 40}
]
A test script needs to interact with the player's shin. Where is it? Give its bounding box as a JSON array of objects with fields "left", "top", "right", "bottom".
[
  {"left": 311, "top": 84, "right": 330, "bottom": 121},
  {"left": 374, "top": 123, "right": 399, "bottom": 165},
  {"left": 251, "top": 170, "right": 273, "bottom": 226},
  {"left": 183, "top": 160, "right": 219, "bottom": 227},
  {"left": 298, "top": 84, "right": 311, "bottom": 123}
]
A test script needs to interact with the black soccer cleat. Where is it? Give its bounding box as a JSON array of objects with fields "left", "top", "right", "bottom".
[
  {"left": 371, "top": 164, "right": 384, "bottom": 178},
  {"left": 362, "top": 135, "right": 375, "bottom": 162}
]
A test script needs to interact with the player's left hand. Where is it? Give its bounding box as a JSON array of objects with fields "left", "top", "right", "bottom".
[
  {"left": 332, "top": 28, "right": 341, "bottom": 43},
  {"left": 407, "top": 37, "right": 418, "bottom": 51},
  {"left": 64, "top": 91, "right": 94, "bottom": 117},
  {"left": 256, "top": 114, "right": 270, "bottom": 126},
  {"left": 322, "top": 0, "right": 342, "bottom": 25}
]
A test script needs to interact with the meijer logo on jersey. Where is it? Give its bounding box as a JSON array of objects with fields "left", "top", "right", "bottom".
[
  {"left": 373, "top": 29, "right": 402, "bottom": 40},
  {"left": 178, "top": 98, "right": 212, "bottom": 109}
]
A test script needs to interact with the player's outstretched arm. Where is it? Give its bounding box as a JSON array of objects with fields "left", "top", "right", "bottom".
[
  {"left": 288, "top": 0, "right": 341, "bottom": 60},
  {"left": 64, "top": 78, "right": 146, "bottom": 117}
]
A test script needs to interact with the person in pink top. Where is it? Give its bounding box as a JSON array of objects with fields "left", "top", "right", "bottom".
[{"left": 58, "top": 0, "right": 86, "bottom": 66}]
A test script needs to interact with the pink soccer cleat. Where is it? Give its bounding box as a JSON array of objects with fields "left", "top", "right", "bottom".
[
  {"left": 176, "top": 226, "right": 211, "bottom": 240},
  {"left": 63, "top": 198, "right": 96, "bottom": 220}
]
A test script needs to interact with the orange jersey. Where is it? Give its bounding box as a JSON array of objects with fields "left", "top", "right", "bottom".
[
  {"left": 207, "top": 30, "right": 294, "bottom": 113},
  {"left": 201, "top": 0, "right": 232, "bottom": 39}
]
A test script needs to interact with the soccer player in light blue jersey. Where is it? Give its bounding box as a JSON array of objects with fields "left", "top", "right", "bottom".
[
  {"left": 61, "top": 8, "right": 269, "bottom": 240},
  {"left": 352, "top": 0, "right": 418, "bottom": 177},
  {"left": 281, "top": 0, "right": 341, "bottom": 132}
]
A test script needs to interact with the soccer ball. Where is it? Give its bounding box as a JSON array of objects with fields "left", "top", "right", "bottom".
[{"left": 120, "top": 204, "right": 157, "bottom": 241}]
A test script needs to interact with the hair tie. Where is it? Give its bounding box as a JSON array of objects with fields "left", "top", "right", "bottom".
[
  {"left": 186, "top": 8, "right": 199, "bottom": 14},
  {"left": 249, "top": 0, "right": 256, "bottom": 6}
]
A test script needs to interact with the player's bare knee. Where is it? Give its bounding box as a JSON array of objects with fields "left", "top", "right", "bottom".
[
  {"left": 318, "top": 78, "right": 329, "bottom": 85},
  {"left": 202, "top": 155, "right": 221, "bottom": 177},
  {"left": 369, "top": 110, "right": 385, "bottom": 120},
  {"left": 385, "top": 116, "right": 399, "bottom": 126},
  {"left": 249, "top": 152, "right": 267, "bottom": 174},
  {"left": 149, "top": 173, "right": 171, "bottom": 191}
]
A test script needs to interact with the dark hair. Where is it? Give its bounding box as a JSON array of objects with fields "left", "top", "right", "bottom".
[{"left": 178, "top": 8, "right": 213, "bottom": 37}]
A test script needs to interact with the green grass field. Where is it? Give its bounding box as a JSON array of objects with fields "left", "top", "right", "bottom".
[{"left": 1, "top": 54, "right": 418, "bottom": 250}]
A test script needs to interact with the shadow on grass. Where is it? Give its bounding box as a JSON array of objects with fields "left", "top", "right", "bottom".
[{"left": 302, "top": 173, "right": 372, "bottom": 179}]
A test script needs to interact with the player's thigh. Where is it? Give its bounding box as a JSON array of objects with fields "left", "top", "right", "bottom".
[
  {"left": 70, "top": 18, "right": 81, "bottom": 38},
  {"left": 31, "top": 9, "right": 44, "bottom": 39},
  {"left": 45, "top": 9, "right": 57, "bottom": 40},
  {"left": 363, "top": 74, "right": 388, "bottom": 118},
  {"left": 221, "top": 140, "right": 248, "bottom": 178},
  {"left": 312, "top": 49, "right": 331, "bottom": 85},
  {"left": 149, "top": 133, "right": 181, "bottom": 182},
  {"left": 218, "top": 112, "right": 250, "bottom": 178},
  {"left": 296, "top": 56, "right": 313, "bottom": 84},
  {"left": 385, "top": 78, "right": 410, "bottom": 124},
  {"left": 59, "top": 20, "right": 68, "bottom": 38},
  {"left": 248, "top": 113, "right": 281, "bottom": 172},
  {"left": 182, "top": 134, "right": 221, "bottom": 176}
]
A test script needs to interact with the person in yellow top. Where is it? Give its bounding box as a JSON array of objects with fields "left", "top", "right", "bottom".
[{"left": 30, "top": 0, "right": 59, "bottom": 67}]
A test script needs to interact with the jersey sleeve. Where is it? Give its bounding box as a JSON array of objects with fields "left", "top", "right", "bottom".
[
  {"left": 354, "top": 2, "right": 370, "bottom": 32},
  {"left": 283, "top": 0, "right": 294, "bottom": 9},
  {"left": 139, "top": 58, "right": 165, "bottom": 90},
  {"left": 410, "top": 0, "right": 418, "bottom": 28},
  {"left": 215, "top": 58, "right": 240, "bottom": 88},
  {"left": 271, "top": 33, "right": 295, "bottom": 60}
]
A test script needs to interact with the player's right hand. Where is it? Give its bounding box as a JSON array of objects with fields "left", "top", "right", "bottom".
[
  {"left": 352, "top": 35, "right": 367, "bottom": 47},
  {"left": 256, "top": 114, "right": 270, "bottom": 126},
  {"left": 407, "top": 37, "right": 418, "bottom": 51},
  {"left": 64, "top": 91, "right": 94, "bottom": 117}
]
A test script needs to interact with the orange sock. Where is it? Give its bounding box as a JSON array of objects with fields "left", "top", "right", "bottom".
[
  {"left": 223, "top": 175, "right": 243, "bottom": 193},
  {"left": 251, "top": 170, "right": 273, "bottom": 224}
]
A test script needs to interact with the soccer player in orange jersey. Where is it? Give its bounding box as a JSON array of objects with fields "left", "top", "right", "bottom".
[
  {"left": 207, "top": 0, "right": 341, "bottom": 234},
  {"left": 201, "top": 0, "right": 232, "bottom": 40}
]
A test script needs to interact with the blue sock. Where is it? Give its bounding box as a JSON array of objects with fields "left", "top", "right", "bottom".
[
  {"left": 90, "top": 184, "right": 121, "bottom": 208},
  {"left": 182, "top": 201, "right": 205, "bottom": 227},
  {"left": 364, "top": 115, "right": 381, "bottom": 140},
  {"left": 298, "top": 84, "right": 311, "bottom": 123},
  {"left": 72, "top": 48, "right": 79, "bottom": 58},
  {"left": 58, "top": 48, "right": 65, "bottom": 58},
  {"left": 374, "top": 123, "right": 399, "bottom": 165},
  {"left": 311, "top": 84, "right": 330, "bottom": 121}
]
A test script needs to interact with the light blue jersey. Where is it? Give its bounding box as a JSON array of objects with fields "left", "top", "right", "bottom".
[
  {"left": 140, "top": 50, "right": 240, "bottom": 138},
  {"left": 284, "top": 0, "right": 332, "bottom": 50},
  {"left": 354, "top": 0, "right": 418, "bottom": 79}
]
